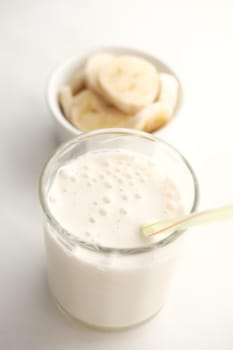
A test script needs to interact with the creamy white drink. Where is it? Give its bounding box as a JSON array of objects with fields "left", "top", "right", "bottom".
[
  {"left": 48, "top": 150, "right": 182, "bottom": 248},
  {"left": 45, "top": 149, "right": 184, "bottom": 329}
]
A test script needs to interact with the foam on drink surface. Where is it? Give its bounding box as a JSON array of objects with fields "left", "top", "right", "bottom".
[{"left": 48, "top": 150, "right": 182, "bottom": 248}]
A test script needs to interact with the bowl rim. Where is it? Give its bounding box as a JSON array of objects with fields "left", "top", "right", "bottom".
[{"left": 46, "top": 46, "right": 184, "bottom": 137}]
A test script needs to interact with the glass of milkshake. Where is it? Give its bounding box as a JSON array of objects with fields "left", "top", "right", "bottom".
[{"left": 39, "top": 128, "right": 198, "bottom": 330}]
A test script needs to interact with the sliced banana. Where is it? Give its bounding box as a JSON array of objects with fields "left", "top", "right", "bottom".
[
  {"left": 98, "top": 55, "right": 159, "bottom": 114},
  {"left": 158, "top": 73, "right": 179, "bottom": 114},
  {"left": 69, "top": 89, "right": 135, "bottom": 131},
  {"left": 59, "top": 86, "right": 73, "bottom": 120},
  {"left": 60, "top": 54, "right": 179, "bottom": 133},
  {"left": 130, "top": 102, "right": 171, "bottom": 133},
  {"left": 84, "top": 53, "right": 114, "bottom": 93},
  {"left": 69, "top": 69, "right": 85, "bottom": 95}
]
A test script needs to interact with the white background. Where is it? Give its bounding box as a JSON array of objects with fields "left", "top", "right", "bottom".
[{"left": 1, "top": 0, "right": 233, "bottom": 349}]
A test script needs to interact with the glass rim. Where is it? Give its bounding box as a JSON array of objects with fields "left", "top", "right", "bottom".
[{"left": 39, "top": 128, "right": 199, "bottom": 255}]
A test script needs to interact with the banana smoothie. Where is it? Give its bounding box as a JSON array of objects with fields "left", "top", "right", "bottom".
[
  {"left": 39, "top": 130, "right": 197, "bottom": 330},
  {"left": 48, "top": 150, "right": 182, "bottom": 248}
]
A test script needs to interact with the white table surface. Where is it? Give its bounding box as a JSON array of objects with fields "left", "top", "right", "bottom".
[{"left": 1, "top": 0, "right": 233, "bottom": 349}]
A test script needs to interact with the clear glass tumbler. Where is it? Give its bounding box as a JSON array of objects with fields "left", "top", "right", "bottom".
[{"left": 39, "top": 128, "right": 199, "bottom": 331}]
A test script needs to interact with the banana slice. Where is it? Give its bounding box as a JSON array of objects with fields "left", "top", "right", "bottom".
[
  {"left": 84, "top": 53, "right": 114, "bottom": 93},
  {"left": 158, "top": 73, "right": 179, "bottom": 114},
  {"left": 69, "top": 69, "right": 85, "bottom": 95},
  {"left": 130, "top": 102, "right": 171, "bottom": 133},
  {"left": 59, "top": 86, "right": 73, "bottom": 120},
  {"left": 131, "top": 73, "right": 178, "bottom": 132},
  {"left": 98, "top": 55, "right": 159, "bottom": 114},
  {"left": 69, "top": 89, "right": 135, "bottom": 131}
]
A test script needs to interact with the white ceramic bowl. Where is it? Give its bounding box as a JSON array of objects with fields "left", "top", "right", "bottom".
[{"left": 47, "top": 47, "right": 183, "bottom": 143}]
